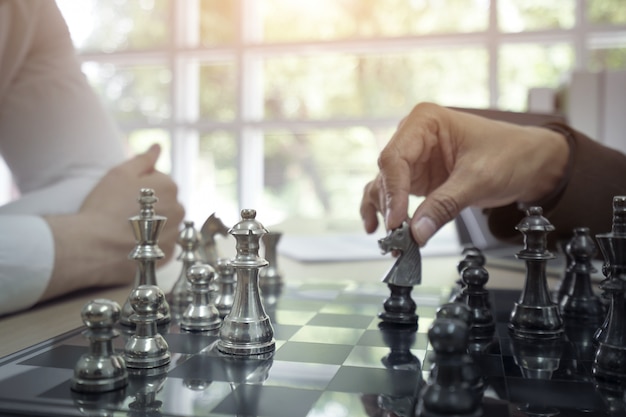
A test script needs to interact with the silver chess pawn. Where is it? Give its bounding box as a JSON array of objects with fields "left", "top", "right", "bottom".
[
  {"left": 180, "top": 263, "right": 222, "bottom": 332},
  {"left": 71, "top": 299, "right": 128, "bottom": 393},
  {"left": 218, "top": 209, "right": 275, "bottom": 356},
  {"left": 171, "top": 220, "right": 201, "bottom": 313},
  {"left": 214, "top": 258, "right": 236, "bottom": 318},
  {"left": 121, "top": 189, "right": 171, "bottom": 327},
  {"left": 124, "top": 285, "right": 171, "bottom": 369},
  {"left": 259, "top": 231, "right": 283, "bottom": 287}
]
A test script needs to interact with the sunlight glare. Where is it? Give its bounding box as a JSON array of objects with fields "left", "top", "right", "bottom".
[{"left": 55, "top": 0, "right": 96, "bottom": 49}]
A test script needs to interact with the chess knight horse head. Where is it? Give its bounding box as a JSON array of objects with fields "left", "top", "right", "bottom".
[{"left": 378, "top": 221, "right": 422, "bottom": 287}]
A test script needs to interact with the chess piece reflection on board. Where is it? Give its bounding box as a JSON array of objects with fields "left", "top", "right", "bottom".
[{"left": 377, "top": 221, "right": 421, "bottom": 325}]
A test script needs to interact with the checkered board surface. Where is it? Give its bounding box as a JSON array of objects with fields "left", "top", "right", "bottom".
[{"left": 0, "top": 281, "right": 621, "bottom": 416}]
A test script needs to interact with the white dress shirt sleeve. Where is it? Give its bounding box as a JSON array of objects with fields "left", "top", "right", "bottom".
[{"left": 0, "top": 1, "right": 127, "bottom": 315}]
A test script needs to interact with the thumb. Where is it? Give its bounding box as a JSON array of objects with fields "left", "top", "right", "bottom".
[
  {"left": 124, "top": 144, "right": 161, "bottom": 176},
  {"left": 410, "top": 177, "right": 469, "bottom": 247}
]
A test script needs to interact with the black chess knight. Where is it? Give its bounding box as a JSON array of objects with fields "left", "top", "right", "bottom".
[{"left": 378, "top": 221, "right": 421, "bottom": 325}]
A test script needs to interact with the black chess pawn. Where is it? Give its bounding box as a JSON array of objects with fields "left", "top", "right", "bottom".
[
  {"left": 170, "top": 220, "right": 201, "bottom": 313},
  {"left": 259, "top": 231, "right": 283, "bottom": 287},
  {"left": 378, "top": 321, "right": 423, "bottom": 417},
  {"left": 218, "top": 209, "right": 275, "bottom": 356},
  {"left": 71, "top": 299, "right": 128, "bottom": 393},
  {"left": 508, "top": 207, "right": 563, "bottom": 340},
  {"left": 124, "top": 285, "right": 171, "bottom": 369},
  {"left": 436, "top": 302, "right": 472, "bottom": 324},
  {"left": 377, "top": 221, "right": 421, "bottom": 325},
  {"left": 121, "top": 189, "right": 170, "bottom": 327},
  {"left": 555, "top": 237, "right": 574, "bottom": 303},
  {"left": 435, "top": 302, "right": 486, "bottom": 394},
  {"left": 180, "top": 263, "right": 222, "bottom": 332},
  {"left": 593, "top": 196, "right": 626, "bottom": 385},
  {"left": 214, "top": 258, "right": 237, "bottom": 318},
  {"left": 460, "top": 265, "right": 496, "bottom": 345},
  {"left": 559, "top": 227, "right": 605, "bottom": 321},
  {"left": 416, "top": 318, "right": 482, "bottom": 417},
  {"left": 450, "top": 246, "right": 486, "bottom": 303}
]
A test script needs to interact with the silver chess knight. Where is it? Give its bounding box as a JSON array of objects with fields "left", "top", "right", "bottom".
[
  {"left": 378, "top": 221, "right": 421, "bottom": 325},
  {"left": 218, "top": 209, "right": 276, "bottom": 356},
  {"left": 198, "top": 213, "right": 229, "bottom": 266},
  {"left": 120, "top": 188, "right": 171, "bottom": 327}
]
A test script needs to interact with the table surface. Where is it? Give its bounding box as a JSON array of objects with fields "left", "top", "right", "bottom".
[{"left": 0, "top": 251, "right": 543, "bottom": 359}]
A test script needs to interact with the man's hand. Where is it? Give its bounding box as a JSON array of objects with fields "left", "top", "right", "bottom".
[
  {"left": 360, "top": 103, "right": 569, "bottom": 246},
  {"left": 42, "top": 144, "right": 185, "bottom": 301}
]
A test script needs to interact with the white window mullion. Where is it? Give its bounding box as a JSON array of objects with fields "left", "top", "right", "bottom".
[
  {"left": 237, "top": 0, "right": 264, "bottom": 211},
  {"left": 170, "top": 0, "right": 201, "bottom": 221}
]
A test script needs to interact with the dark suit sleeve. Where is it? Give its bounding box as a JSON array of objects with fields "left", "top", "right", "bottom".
[{"left": 486, "top": 123, "right": 626, "bottom": 244}]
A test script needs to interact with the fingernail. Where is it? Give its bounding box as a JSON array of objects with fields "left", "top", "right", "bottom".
[{"left": 412, "top": 217, "right": 437, "bottom": 246}]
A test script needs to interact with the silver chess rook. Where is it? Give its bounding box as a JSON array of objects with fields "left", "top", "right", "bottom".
[
  {"left": 120, "top": 188, "right": 171, "bottom": 327},
  {"left": 218, "top": 209, "right": 275, "bottom": 356}
]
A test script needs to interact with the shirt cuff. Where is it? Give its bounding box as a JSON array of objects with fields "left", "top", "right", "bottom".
[{"left": 0, "top": 216, "right": 54, "bottom": 316}]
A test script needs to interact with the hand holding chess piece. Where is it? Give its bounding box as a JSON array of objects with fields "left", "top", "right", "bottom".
[{"left": 378, "top": 221, "right": 421, "bottom": 325}]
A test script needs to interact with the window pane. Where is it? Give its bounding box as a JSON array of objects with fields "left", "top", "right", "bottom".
[
  {"left": 199, "top": 0, "right": 237, "bottom": 46},
  {"left": 262, "top": 127, "right": 390, "bottom": 232},
  {"left": 56, "top": 0, "right": 169, "bottom": 52},
  {"left": 199, "top": 63, "right": 238, "bottom": 121},
  {"left": 590, "top": 47, "right": 626, "bottom": 71},
  {"left": 82, "top": 63, "right": 171, "bottom": 124},
  {"left": 261, "top": 0, "right": 488, "bottom": 42},
  {"left": 263, "top": 50, "right": 488, "bottom": 120},
  {"left": 588, "top": 0, "right": 626, "bottom": 25},
  {"left": 127, "top": 129, "right": 171, "bottom": 173},
  {"left": 498, "top": 0, "right": 575, "bottom": 32},
  {"left": 499, "top": 43, "right": 574, "bottom": 111},
  {"left": 196, "top": 131, "right": 238, "bottom": 224}
]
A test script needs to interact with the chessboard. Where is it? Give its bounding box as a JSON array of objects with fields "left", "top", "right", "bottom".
[{"left": 0, "top": 279, "right": 622, "bottom": 417}]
